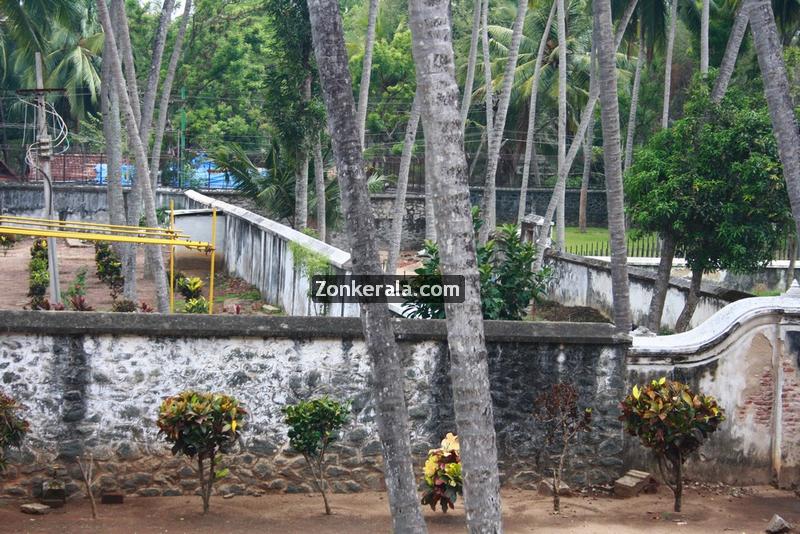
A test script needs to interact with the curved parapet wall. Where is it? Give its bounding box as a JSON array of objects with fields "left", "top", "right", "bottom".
[
  {"left": 184, "top": 190, "right": 359, "bottom": 317},
  {"left": 628, "top": 290, "right": 800, "bottom": 487}
]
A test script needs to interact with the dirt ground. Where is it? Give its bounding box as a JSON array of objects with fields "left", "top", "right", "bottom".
[
  {"left": 0, "top": 237, "right": 264, "bottom": 314},
  {"left": 1, "top": 486, "right": 797, "bottom": 533}
]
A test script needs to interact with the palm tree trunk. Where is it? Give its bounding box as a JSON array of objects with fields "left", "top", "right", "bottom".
[
  {"left": 675, "top": 266, "right": 702, "bottom": 332},
  {"left": 480, "top": 0, "right": 529, "bottom": 242},
  {"left": 356, "top": 0, "right": 379, "bottom": 149},
  {"left": 112, "top": 0, "right": 141, "bottom": 128},
  {"left": 594, "top": 0, "right": 632, "bottom": 332},
  {"left": 700, "top": 0, "right": 710, "bottom": 75},
  {"left": 480, "top": 0, "right": 495, "bottom": 229},
  {"left": 554, "top": 0, "right": 567, "bottom": 250},
  {"left": 578, "top": 118, "right": 593, "bottom": 232},
  {"left": 102, "top": 33, "right": 125, "bottom": 227},
  {"left": 623, "top": 31, "right": 644, "bottom": 172},
  {"left": 386, "top": 91, "right": 421, "bottom": 273},
  {"left": 533, "top": 0, "right": 638, "bottom": 270},
  {"left": 295, "top": 154, "right": 309, "bottom": 230},
  {"left": 711, "top": 4, "right": 748, "bottom": 103},
  {"left": 306, "top": 1, "right": 428, "bottom": 531},
  {"left": 646, "top": 233, "right": 676, "bottom": 332},
  {"left": 97, "top": 0, "right": 170, "bottom": 313},
  {"left": 141, "top": 0, "right": 176, "bottom": 148},
  {"left": 313, "top": 134, "right": 326, "bottom": 242},
  {"left": 517, "top": 0, "right": 556, "bottom": 225},
  {"left": 461, "top": 0, "right": 483, "bottom": 134},
  {"left": 745, "top": 0, "right": 800, "bottom": 242},
  {"left": 149, "top": 0, "right": 192, "bottom": 183},
  {"left": 662, "top": 0, "right": 678, "bottom": 128},
  {"left": 409, "top": 0, "right": 502, "bottom": 530}
]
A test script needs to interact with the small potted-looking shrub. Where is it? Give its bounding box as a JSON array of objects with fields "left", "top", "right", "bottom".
[
  {"left": 156, "top": 391, "right": 247, "bottom": 513},
  {"left": 178, "top": 276, "right": 204, "bottom": 300},
  {"left": 282, "top": 397, "right": 350, "bottom": 515},
  {"left": 421, "top": 433, "right": 462, "bottom": 513},
  {"left": 620, "top": 377, "right": 725, "bottom": 512},
  {"left": 0, "top": 391, "right": 29, "bottom": 472}
]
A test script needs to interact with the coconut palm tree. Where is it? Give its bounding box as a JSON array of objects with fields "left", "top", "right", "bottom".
[
  {"left": 701, "top": 0, "right": 710, "bottom": 74},
  {"left": 662, "top": 0, "right": 678, "bottom": 127},
  {"left": 594, "top": 0, "right": 632, "bottom": 331},
  {"left": 461, "top": 0, "right": 482, "bottom": 133},
  {"left": 623, "top": 28, "right": 644, "bottom": 172},
  {"left": 356, "top": 0, "right": 379, "bottom": 149}
]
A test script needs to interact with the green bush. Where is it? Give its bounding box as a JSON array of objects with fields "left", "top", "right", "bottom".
[
  {"left": 421, "top": 433, "right": 462, "bottom": 513},
  {"left": 156, "top": 391, "right": 247, "bottom": 513},
  {"left": 111, "top": 299, "right": 137, "bottom": 313},
  {"left": 94, "top": 243, "right": 124, "bottom": 299},
  {"left": 0, "top": 234, "right": 18, "bottom": 255},
  {"left": 61, "top": 267, "right": 87, "bottom": 303},
  {"left": 403, "top": 211, "right": 550, "bottom": 320},
  {"left": 183, "top": 296, "right": 210, "bottom": 314},
  {"left": 620, "top": 378, "right": 725, "bottom": 512},
  {"left": 28, "top": 240, "right": 50, "bottom": 308},
  {"left": 283, "top": 397, "right": 350, "bottom": 515},
  {"left": 178, "top": 276, "right": 204, "bottom": 300},
  {"left": 0, "top": 392, "right": 29, "bottom": 472}
]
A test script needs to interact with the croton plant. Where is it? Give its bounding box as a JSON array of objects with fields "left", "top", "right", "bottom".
[{"left": 421, "top": 433, "right": 463, "bottom": 513}]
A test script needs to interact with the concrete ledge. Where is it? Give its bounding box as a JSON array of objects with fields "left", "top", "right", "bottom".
[{"left": 0, "top": 311, "right": 630, "bottom": 345}]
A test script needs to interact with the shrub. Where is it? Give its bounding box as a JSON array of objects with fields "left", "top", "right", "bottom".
[
  {"left": 403, "top": 211, "right": 551, "bottom": 320},
  {"left": 61, "top": 267, "right": 87, "bottom": 302},
  {"left": 183, "top": 296, "right": 210, "bottom": 314},
  {"left": 69, "top": 295, "right": 94, "bottom": 312},
  {"left": 30, "top": 238, "right": 48, "bottom": 261},
  {"left": 0, "top": 234, "right": 18, "bottom": 255},
  {"left": 28, "top": 240, "right": 50, "bottom": 308},
  {"left": 0, "top": 392, "right": 29, "bottom": 472},
  {"left": 139, "top": 301, "right": 155, "bottom": 313},
  {"left": 533, "top": 384, "right": 591, "bottom": 512},
  {"left": 178, "top": 276, "right": 204, "bottom": 300},
  {"left": 156, "top": 391, "right": 247, "bottom": 513},
  {"left": 282, "top": 397, "right": 350, "bottom": 515},
  {"left": 620, "top": 377, "right": 725, "bottom": 512},
  {"left": 94, "top": 243, "right": 124, "bottom": 299},
  {"left": 111, "top": 299, "right": 137, "bottom": 313},
  {"left": 421, "top": 433, "right": 463, "bottom": 513}
]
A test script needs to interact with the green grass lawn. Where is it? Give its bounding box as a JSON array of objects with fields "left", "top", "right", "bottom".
[
  {"left": 562, "top": 227, "right": 659, "bottom": 256},
  {"left": 564, "top": 227, "right": 611, "bottom": 248}
]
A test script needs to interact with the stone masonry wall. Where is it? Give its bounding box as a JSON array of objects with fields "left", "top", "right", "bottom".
[{"left": 0, "top": 312, "right": 628, "bottom": 500}]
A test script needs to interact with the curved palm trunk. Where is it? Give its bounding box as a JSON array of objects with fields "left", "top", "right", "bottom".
[
  {"left": 461, "top": 0, "right": 483, "bottom": 134},
  {"left": 480, "top": 0, "right": 495, "bottom": 226},
  {"left": 711, "top": 4, "right": 748, "bottom": 103},
  {"left": 533, "top": 0, "right": 638, "bottom": 270},
  {"left": 97, "top": 0, "right": 170, "bottom": 313},
  {"left": 623, "top": 31, "right": 644, "bottom": 173},
  {"left": 141, "top": 0, "right": 176, "bottom": 149},
  {"left": 149, "top": 0, "right": 192, "bottom": 183},
  {"left": 555, "top": 0, "right": 567, "bottom": 250},
  {"left": 675, "top": 266, "right": 702, "bottom": 332},
  {"left": 356, "top": 0, "right": 379, "bottom": 149},
  {"left": 480, "top": 0, "right": 529, "bottom": 242},
  {"left": 102, "top": 35, "right": 125, "bottom": 227},
  {"left": 594, "top": 0, "right": 632, "bottom": 332},
  {"left": 518, "top": 0, "right": 557, "bottom": 225},
  {"left": 313, "top": 134, "right": 326, "bottom": 242},
  {"left": 700, "top": 0, "right": 710, "bottom": 75},
  {"left": 305, "top": 1, "right": 428, "bottom": 531},
  {"left": 662, "top": 0, "right": 678, "bottom": 128},
  {"left": 746, "top": 0, "right": 800, "bottom": 243},
  {"left": 578, "top": 118, "right": 594, "bottom": 232},
  {"left": 386, "top": 91, "right": 421, "bottom": 273},
  {"left": 112, "top": 0, "right": 140, "bottom": 128},
  {"left": 646, "top": 233, "right": 677, "bottom": 332},
  {"left": 409, "top": 0, "right": 502, "bottom": 530}
]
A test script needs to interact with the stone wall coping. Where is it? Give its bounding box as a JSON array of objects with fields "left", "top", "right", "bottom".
[
  {"left": 185, "top": 190, "right": 352, "bottom": 269},
  {"left": 630, "top": 294, "right": 800, "bottom": 361},
  {"left": 548, "top": 251, "right": 753, "bottom": 302},
  {"left": 0, "top": 310, "right": 630, "bottom": 345}
]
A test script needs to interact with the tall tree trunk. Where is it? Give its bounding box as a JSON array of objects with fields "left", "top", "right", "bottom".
[
  {"left": 480, "top": 0, "right": 529, "bottom": 242},
  {"left": 305, "top": 1, "right": 428, "bottom": 531},
  {"left": 356, "top": 0, "right": 379, "bottom": 149},
  {"left": 646, "top": 233, "right": 676, "bottom": 332},
  {"left": 711, "top": 4, "right": 748, "bottom": 103},
  {"left": 480, "top": 0, "right": 495, "bottom": 228},
  {"left": 594, "top": 0, "right": 632, "bottom": 332},
  {"left": 141, "top": 0, "right": 176, "bottom": 148},
  {"left": 787, "top": 234, "right": 797, "bottom": 291},
  {"left": 102, "top": 32, "right": 125, "bottom": 227},
  {"left": 112, "top": 0, "right": 140, "bottom": 128},
  {"left": 296, "top": 75, "right": 313, "bottom": 230},
  {"left": 461, "top": 0, "right": 482, "bottom": 134},
  {"left": 662, "top": 0, "right": 678, "bottom": 128},
  {"left": 313, "top": 134, "right": 326, "bottom": 242},
  {"left": 409, "top": 0, "right": 503, "bottom": 530},
  {"left": 533, "top": 0, "right": 638, "bottom": 270},
  {"left": 469, "top": 129, "right": 486, "bottom": 180},
  {"left": 578, "top": 117, "right": 594, "bottom": 232},
  {"left": 675, "top": 266, "right": 702, "bottom": 332},
  {"left": 623, "top": 31, "right": 644, "bottom": 173},
  {"left": 554, "top": 0, "right": 567, "bottom": 250},
  {"left": 517, "top": 0, "right": 556, "bottom": 225},
  {"left": 700, "top": 0, "right": 710, "bottom": 75},
  {"left": 386, "top": 91, "right": 421, "bottom": 273},
  {"left": 746, "top": 0, "right": 800, "bottom": 242},
  {"left": 424, "top": 131, "right": 437, "bottom": 242},
  {"left": 97, "top": 0, "right": 170, "bottom": 313},
  {"left": 149, "top": 0, "right": 192, "bottom": 183}
]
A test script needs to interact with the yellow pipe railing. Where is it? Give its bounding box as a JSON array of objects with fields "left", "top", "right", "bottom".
[{"left": 0, "top": 215, "right": 188, "bottom": 238}]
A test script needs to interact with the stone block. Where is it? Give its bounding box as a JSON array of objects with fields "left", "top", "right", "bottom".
[
  {"left": 537, "top": 479, "right": 571, "bottom": 497},
  {"left": 21, "top": 503, "right": 50, "bottom": 515},
  {"left": 41, "top": 480, "right": 66, "bottom": 508},
  {"left": 614, "top": 470, "right": 656, "bottom": 498}
]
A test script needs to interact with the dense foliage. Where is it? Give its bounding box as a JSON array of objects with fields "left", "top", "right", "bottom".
[
  {"left": 421, "top": 433, "right": 463, "bottom": 513},
  {"left": 620, "top": 377, "right": 725, "bottom": 512},
  {"left": 0, "top": 391, "right": 29, "bottom": 472},
  {"left": 283, "top": 397, "right": 350, "bottom": 514},
  {"left": 94, "top": 243, "right": 124, "bottom": 300},
  {"left": 27, "top": 239, "right": 50, "bottom": 309},
  {"left": 157, "top": 391, "right": 247, "bottom": 513}
]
